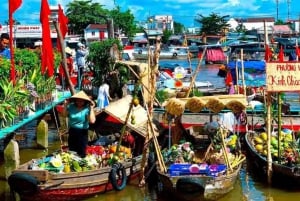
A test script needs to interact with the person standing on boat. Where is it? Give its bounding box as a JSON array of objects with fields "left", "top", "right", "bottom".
[
  {"left": 0, "top": 33, "right": 10, "bottom": 59},
  {"left": 76, "top": 43, "right": 87, "bottom": 89},
  {"left": 63, "top": 91, "right": 96, "bottom": 158},
  {"left": 97, "top": 80, "right": 112, "bottom": 109},
  {"left": 58, "top": 47, "right": 74, "bottom": 90}
]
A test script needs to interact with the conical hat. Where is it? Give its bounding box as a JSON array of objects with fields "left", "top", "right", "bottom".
[{"left": 70, "top": 91, "right": 92, "bottom": 104}]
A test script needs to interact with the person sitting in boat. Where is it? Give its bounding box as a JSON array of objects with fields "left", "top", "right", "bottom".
[{"left": 121, "top": 129, "right": 135, "bottom": 150}]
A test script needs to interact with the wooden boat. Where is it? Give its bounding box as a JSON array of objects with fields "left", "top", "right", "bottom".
[
  {"left": 150, "top": 95, "right": 246, "bottom": 200},
  {"left": 7, "top": 95, "right": 150, "bottom": 201},
  {"left": 132, "top": 46, "right": 190, "bottom": 60},
  {"left": 155, "top": 122, "right": 245, "bottom": 200},
  {"left": 244, "top": 130, "right": 300, "bottom": 188}
]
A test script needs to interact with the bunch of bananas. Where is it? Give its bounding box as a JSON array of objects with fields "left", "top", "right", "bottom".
[
  {"left": 226, "top": 100, "right": 246, "bottom": 113},
  {"left": 165, "top": 98, "right": 185, "bottom": 116},
  {"left": 185, "top": 97, "right": 205, "bottom": 113},
  {"left": 205, "top": 98, "right": 225, "bottom": 113}
]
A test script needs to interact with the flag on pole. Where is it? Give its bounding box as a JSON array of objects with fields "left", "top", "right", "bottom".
[
  {"left": 264, "top": 44, "right": 272, "bottom": 61},
  {"left": 57, "top": 4, "right": 68, "bottom": 52},
  {"left": 40, "top": 0, "right": 54, "bottom": 77},
  {"left": 8, "top": 0, "right": 22, "bottom": 82},
  {"left": 278, "top": 46, "right": 284, "bottom": 62}
]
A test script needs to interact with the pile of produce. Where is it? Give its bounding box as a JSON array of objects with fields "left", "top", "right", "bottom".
[
  {"left": 185, "top": 97, "right": 205, "bottom": 113},
  {"left": 164, "top": 97, "right": 185, "bottom": 116},
  {"left": 30, "top": 145, "right": 132, "bottom": 173},
  {"left": 252, "top": 129, "right": 299, "bottom": 165},
  {"left": 205, "top": 98, "right": 225, "bottom": 113},
  {"left": 161, "top": 142, "right": 195, "bottom": 166}
]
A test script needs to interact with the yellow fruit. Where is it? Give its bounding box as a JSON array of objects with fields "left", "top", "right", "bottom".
[
  {"left": 132, "top": 98, "right": 139, "bottom": 106},
  {"left": 64, "top": 164, "right": 71, "bottom": 173},
  {"left": 51, "top": 159, "right": 63, "bottom": 168},
  {"left": 255, "top": 144, "right": 263, "bottom": 152},
  {"left": 260, "top": 132, "right": 268, "bottom": 141},
  {"left": 254, "top": 136, "right": 263, "bottom": 144}
]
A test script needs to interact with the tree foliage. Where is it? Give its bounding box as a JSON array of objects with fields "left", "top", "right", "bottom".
[
  {"left": 66, "top": 0, "right": 138, "bottom": 38},
  {"left": 162, "top": 30, "right": 173, "bottom": 44},
  {"left": 275, "top": 19, "right": 285, "bottom": 25},
  {"left": 66, "top": 0, "right": 109, "bottom": 35},
  {"left": 195, "top": 13, "right": 230, "bottom": 35},
  {"left": 173, "top": 21, "right": 185, "bottom": 34},
  {"left": 109, "top": 6, "right": 138, "bottom": 39}
]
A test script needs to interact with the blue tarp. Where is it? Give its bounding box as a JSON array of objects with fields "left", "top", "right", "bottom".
[
  {"left": 227, "top": 60, "right": 266, "bottom": 71},
  {"left": 228, "top": 60, "right": 266, "bottom": 86}
]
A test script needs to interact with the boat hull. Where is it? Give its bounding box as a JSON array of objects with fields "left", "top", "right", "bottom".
[
  {"left": 244, "top": 132, "right": 300, "bottom": 188},
  {"left": 157, "top": 164, "right": 241, "bottom": 200},
  {"left": 9, "top": 155, "right": 143, "bottom": 201}
]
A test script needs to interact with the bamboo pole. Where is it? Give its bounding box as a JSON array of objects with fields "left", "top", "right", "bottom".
[
  {"left": 235, "top": 60, "right": 239, "bottom": 94},
  {"left": 277, "top": 93, "right": 282, "bottom": 163},
  {"left": 184, "top": 46, "right": 207, "bottom": 98},
  {"left": 220, "top": 128, "right": 232, "bottom": 173},
  {"left": 266, "top": 93, "right": 273, "bottom": 184},
  {"left": 241, "top": 49, "right": 246, "bottom": 96},
  {"left": 53, "top": 20, "right": 75, "bottom": 95}
]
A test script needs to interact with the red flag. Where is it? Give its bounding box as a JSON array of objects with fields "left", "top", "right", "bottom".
[
  {"left": 278, "top": 46, "right": 284, "bottom": 62},
  {"left": 40, "top": 0, "right": 54, "bottom": 77},
  {"left": 264, "top": 44, "right": 272, "bottom": 61},
  {"left": 57, "top": 4, "right": 68, "bottom": 51},
  {"left": 8, "top": 0, "right": 22, "bottom": 82},
  {"left": 9, "top": 0, "right": 22, "bottom": 14},
  {"left": 296, "top": 46, "right": 300, "bottom": 58}
]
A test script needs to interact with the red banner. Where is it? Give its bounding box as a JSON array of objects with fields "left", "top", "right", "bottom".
[
  {"left": 40, "top": 0, "right": 54, "bottom": 77},
  {"left": 8, "top": 0, "right": 22, "bottom": 82}
]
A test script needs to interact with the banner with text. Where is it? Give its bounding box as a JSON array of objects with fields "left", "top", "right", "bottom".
[{"left": 266, "top": 62, "right": 300, "bottom": 92}]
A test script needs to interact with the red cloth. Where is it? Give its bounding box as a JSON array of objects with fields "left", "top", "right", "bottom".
[
  {"left": 278, "top": 46, "right": 284, "bottom": 62},
  {"left": 59, "top": 56, "right": 73, "bottom": 76},
  {"left": 122, "top": 133, "right": 135, "bottom": 149},
  {"left": 57, "top": 4, "right": 68, "bottom": 51},
  {"left": 264, "top": 44, "right": 272, "bottom": 61},
  {"left": 225, "top": 71, "right": 233, "bottom": 86},
  {"left": 9, "top": 0, "right": 22, "bottom": 82},
  {"left": 296, "top": 46, "right": 300, "bottom": 58},
  {"left": 40, "top": 0, "right": 54, "bottom": 77}
]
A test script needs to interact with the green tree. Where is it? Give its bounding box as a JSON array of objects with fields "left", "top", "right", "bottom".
[
  {"left": 173, "top": 21, "right": 185, "bottom": 34},
  {"left": 275, "top": 19, "right": 285, "bottom": 25},
  {"left": 162, "top": 30, "right": 173, "bottom": 44},
  {"left": 195, "top": 13, "right": 230, "bottom": 35},
  {"left": 66, "top": 0, "right": 109, "bottom": 35},
  {"left": 235, "top": 23, "right": 247, "bottom": 33},
  {"left": 109, "top": 6, "right": 138, "bottom": 39}
]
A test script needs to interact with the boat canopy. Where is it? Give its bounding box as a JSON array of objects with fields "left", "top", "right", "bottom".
[{"left": 227, "top": 60, "right": 265, "bottom": 71}]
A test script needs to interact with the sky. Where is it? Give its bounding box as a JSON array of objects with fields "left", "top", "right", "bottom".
[{"left": 1, "top": 0, "right": 299, "bottom": 27}]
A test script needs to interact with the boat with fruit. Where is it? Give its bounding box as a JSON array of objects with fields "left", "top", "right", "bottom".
[
  {"left": 7, "top": 95, "right": 149, "bottom": 201},
  {"left": 244, "top": 129, "right": 300, "bottom": 188},
  {"left": 153, "top": 97, "right": 246, "bottom": 200}
]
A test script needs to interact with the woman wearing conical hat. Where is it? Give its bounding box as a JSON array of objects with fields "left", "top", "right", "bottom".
[{"left": 63, "top": 91, "right": 96, "bottom": 157}]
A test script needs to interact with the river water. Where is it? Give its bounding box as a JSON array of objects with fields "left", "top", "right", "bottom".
[{"left": 1, "top": 59, "right": 300, "bottom": 201}]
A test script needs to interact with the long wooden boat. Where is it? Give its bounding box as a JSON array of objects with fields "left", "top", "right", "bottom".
[
  {"left": 7, "top": 95, "right": 150, "bottom": 201},
  {"left": 244, "top": 131, "right": 300, "bottom": 188},
  {"left": 8, "top": 154, "right": 142, "bottom": 201}
]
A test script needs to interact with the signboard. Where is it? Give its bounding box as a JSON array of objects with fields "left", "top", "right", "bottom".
[{"left": 266, "top": 62, "right": 300, "bottom": 92}]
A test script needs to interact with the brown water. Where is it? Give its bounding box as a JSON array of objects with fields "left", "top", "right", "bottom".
[{"left": 1, "top": 61, "right": 300, "bottom": 200}]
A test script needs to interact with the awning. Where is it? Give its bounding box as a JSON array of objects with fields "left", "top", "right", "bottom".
[{"left": 99, "top": 95, "right": 157, "bottom": 138}]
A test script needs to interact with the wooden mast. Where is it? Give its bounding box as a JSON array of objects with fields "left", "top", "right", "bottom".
[{"left": 53, "top": 20, "right": 75, "bottom": 95}]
